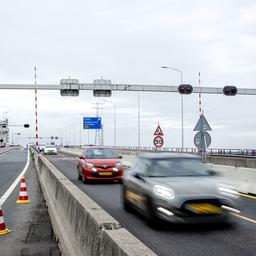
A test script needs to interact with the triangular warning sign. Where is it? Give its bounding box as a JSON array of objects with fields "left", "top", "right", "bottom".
[
  {"left": 154, "top": 125, "right": 164, "bottom": 136},
  {"left": 193, "top": 114, "right": 212, "bottom": 131}
]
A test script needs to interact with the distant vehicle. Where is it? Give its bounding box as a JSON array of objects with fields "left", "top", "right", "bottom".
[
  {"left": 122, "top": 153, "right": 240, "bottom": 225},
  {"left": 77, "top": 146, "right": 123, "bottom": 183},
  {"left": 44, "top": 145, "right": 58, "bottom": 155},
  {"left": 38, "top": 144, "right": 46, "bottom": 152}
]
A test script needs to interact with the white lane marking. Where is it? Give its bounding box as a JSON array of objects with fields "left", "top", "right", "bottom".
[
  {"left": 0, "top": 150, "right": 14, "bottom": 158},
  {"left": 0, "top": 149, "right": 30, "bottom": 206}
]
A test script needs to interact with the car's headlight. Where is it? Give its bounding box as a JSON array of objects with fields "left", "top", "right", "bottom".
[
  {"left": 113, "top": 167, "right": 118, "bottom": 172},
  {"left": 86, "top": 163, "right": 94, "bottom": 168},
  {"left": 218, "top": 185, "right": 239, "bottom": 198},
  {"left": 153, "top": 185, "right": 175, "bottom": 200},
  {"left": 115, "top": 162, "right": 122, "bottom": 168}
]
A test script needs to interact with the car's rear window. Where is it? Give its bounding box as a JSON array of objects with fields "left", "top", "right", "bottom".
[
  {"left": 85, "top": 148, "right": 117, "bottom": 159},
  {"left": 145, "top": 158, "right": 211, "bottom": 177}
]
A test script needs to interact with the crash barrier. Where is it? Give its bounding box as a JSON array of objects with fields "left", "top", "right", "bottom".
[
  {"left": 207, "top": 164, "right": 256, "bottom": 195},
  {"left": 208, "top": 155, "right": 256, "bottom": 169},
  {"left": 31, "top": 147, "right": 156, "bottom": 256},
  {"left": 60, "top": 148, "right": 256, "bottom": 195}
]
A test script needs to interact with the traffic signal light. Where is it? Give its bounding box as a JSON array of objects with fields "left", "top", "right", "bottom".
[
  {"left": 223, "top": 86, "right": 237, "bottom": 96},
  {"left": 24, "top": 124, "right": 30, "bottom": 128},
  {"left": 178, "top": 84, "right": 193, "bottom": 94}
]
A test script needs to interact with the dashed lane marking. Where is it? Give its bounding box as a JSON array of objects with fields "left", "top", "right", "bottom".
[
  {"left": 239, "top": 193, "right": 256, "bottom": 199},
  {"left": 231, "top": 213, "right": 256, "bottom": 224}
]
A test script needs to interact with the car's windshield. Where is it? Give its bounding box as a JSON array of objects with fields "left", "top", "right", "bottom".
[
  {"left": 85, "top": 148, "right": 118, "bottom": 159},
  {"left": 145, "top": 158, "right": 211, "bottom": 177}
]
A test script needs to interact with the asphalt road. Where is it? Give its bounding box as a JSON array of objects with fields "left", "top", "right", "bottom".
[
  {"left": 0, "top": 149, "right": 60, "bottom": 256},
  {"left": 0, "top": 149, "right": 27, "bottom": 199},
  {"left": 47, "top": 152, "right": 256, "bottom": 256}
]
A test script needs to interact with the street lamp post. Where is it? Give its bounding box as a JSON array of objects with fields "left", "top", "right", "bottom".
[
  {"left": 103, "top": 100, "right": 116, "bottom": 147},
  {"left": 161, "top": 66, "right": 184, "bottom": 149},
  {"left": 137, "top": 93, "right": 141, "bottom": 148},
  {"left": 71, "top": 118, "right": 82, "bottom": 147}
]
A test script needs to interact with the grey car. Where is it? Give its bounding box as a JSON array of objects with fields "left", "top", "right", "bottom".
[{"left": 122, "top": 153, "right": 240, "bottom": 225}]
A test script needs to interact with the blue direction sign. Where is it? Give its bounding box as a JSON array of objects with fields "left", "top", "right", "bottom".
[{"left": 83, "top": 117, "right": 102, "bottom": 129}]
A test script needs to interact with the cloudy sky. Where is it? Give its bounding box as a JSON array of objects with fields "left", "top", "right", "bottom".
[{"left": 0, "top": 0, "right": 256, "bottom": 149}]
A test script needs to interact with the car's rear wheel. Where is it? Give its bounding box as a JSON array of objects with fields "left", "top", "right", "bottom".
[{"left": 122, "top": 187, "right": 133, "bottom": 212}]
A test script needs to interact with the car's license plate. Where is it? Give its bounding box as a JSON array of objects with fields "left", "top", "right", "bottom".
[
  {"left": 99, "top": 172, "right": 112, "bottom": 176},
  {"left": 187, "top": 203, "right": 222, "bottom": 214}
]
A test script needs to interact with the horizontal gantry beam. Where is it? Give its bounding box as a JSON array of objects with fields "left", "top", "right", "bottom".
[{"left": 0, "top": 83, "right": 255, "bottom": 95}]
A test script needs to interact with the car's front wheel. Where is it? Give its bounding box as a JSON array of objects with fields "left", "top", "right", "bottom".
[
  {"left": 146, "top": 199, "right": 162, "bottom": 227},
  {"left": 77, "top": 169, "right": 82, "bottom": 180},
  {"left": 81, "top": 173, "right": 88, "bottom": 184}
]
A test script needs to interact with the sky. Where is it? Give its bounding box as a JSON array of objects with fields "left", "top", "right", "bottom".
[{"left": 0, "top": 0, "right": 256, "bottom": 149}]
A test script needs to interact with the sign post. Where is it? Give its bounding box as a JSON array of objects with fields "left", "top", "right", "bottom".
[
  {"left": 193, "top": 114, "right": 212, "bottom": 162},
  {"left": 153, "top": 124, "right": 164, "bottom": 150}
]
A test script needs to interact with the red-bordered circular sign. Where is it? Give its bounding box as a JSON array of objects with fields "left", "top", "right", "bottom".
[{"left": 153, "top": 136, "right": 164, "bottom": 148}]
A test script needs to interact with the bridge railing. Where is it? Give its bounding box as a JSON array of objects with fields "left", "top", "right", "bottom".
[
  {"left": 113, "top": 146, "right": 199, "bottom": 153},
  {"left": 113, "top": 146, "right": 256, "bottom": 156},
  {"left": 61, "top": 145, "right": 256, "bottom": 157}
]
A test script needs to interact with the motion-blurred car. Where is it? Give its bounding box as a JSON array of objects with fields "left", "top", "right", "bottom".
[
  {"left": 77, "top": 146, "right": 123, "bottom": 183},
  {"left": 122, "top": 153, "right": 240, "bottom": 225},
  {"left": 43, "top": 145, "right": 58, "bottom": 155}
]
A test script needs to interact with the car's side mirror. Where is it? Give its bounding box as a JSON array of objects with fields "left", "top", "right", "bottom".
[
  {"left": 207, "top": 170, "right": 218, "bottom": 176},
  {"left": 79, "top": 155, "right": 85, "bottom": 160},
  {"left": 134, "top": 172, "right": 145, "bottom": 181}
]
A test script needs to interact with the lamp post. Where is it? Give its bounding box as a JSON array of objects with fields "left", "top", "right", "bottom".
[
  {"left": 137, "top": 92, "right": 141, "bottom": 148},
  {"left": 71, "top": 118, "right": 82, "bottom": 147},
  {"left": 103, "top": 100, "right": 116, "bottom": 147},
  {"left": 161, "top": 66, "right": 184, "bottom": 149},
  {"left": 124, "top": 86, "right": 141, "bottom": 148}
]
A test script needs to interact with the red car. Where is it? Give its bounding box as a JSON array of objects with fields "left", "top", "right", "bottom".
[{"left": 77, "top": 146, "right": 123, "bottom": 183}]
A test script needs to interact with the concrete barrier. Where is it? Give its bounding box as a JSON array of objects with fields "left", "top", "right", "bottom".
[
  {"left": 208, "top": 164, "right": 256, "bottom": 195},
  {"left": 32, "top": 148, "right": 156, "bottom": 256},
  {"left": 208, "top": 155, "right": 256, "bottom": 168}
]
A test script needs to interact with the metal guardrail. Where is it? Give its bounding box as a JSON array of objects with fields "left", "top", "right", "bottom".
[
  {"left": 208, "top": 148, "right": 256, "bottom": 156},
  {"left": 113, "top": 146, "right": 199, "bottom": 153}
]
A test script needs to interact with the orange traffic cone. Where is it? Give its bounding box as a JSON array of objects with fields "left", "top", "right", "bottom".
[
  {"left": 16, "top": 176, "right": 31, "bottom": 204},
  {"left": 0, "top": 205, "right": 11, "bottom": 235}
]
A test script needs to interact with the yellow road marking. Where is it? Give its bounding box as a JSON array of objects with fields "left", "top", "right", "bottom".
[
  {"left": 231, "top": 213, "right": 256, "bottom": 224},
  {"left": 239, "top": 193, "right": 256, "bottom": 199}
]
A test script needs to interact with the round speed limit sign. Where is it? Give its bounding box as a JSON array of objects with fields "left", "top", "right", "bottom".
[{"left": 153, "top": 136, "right": 164, "bottom": 148}]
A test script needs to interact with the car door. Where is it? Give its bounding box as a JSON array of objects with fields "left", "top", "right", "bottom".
[{"left": 126, "top": 159, "right": 149, "bottom": 213}]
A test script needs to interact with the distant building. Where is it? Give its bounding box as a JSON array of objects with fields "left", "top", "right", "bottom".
[{"left": 0, "top": 119, "right": 9, "bottom": 146}]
